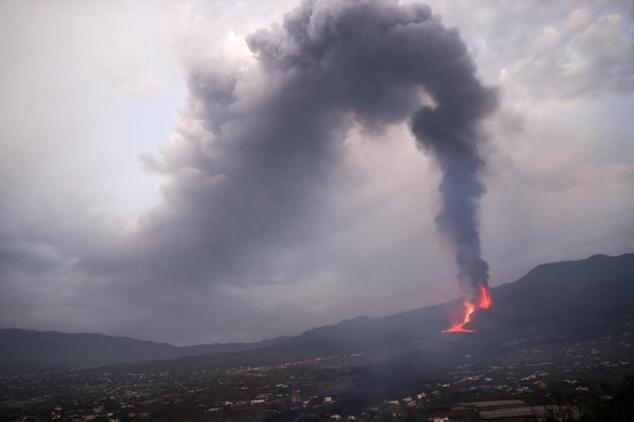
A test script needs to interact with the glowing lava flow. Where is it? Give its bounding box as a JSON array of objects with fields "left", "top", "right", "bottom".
[
  {"left": 478, "top": 284, "right": 492, "bottom": 309},
  {"left": 442, "top": 301, "right": 476, "bottom": 333},
  {"left": 442, "top": 283, "right": 492, "bottom": 334}
]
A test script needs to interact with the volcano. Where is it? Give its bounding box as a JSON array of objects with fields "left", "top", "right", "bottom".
[
  {"left": 1, "top": 253, "right": 632, "bottom": 375},
  {"left": 443, "top": 283, "right": 492, "bottom": 334}
]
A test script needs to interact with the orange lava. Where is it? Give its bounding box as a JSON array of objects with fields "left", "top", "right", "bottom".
[
  {"left": 442, "top": 301, "right": 476, "bottom": 333},
  {"left": 478, "top": 284, "right": 492, "bottom": 309},
  {"left": 442, "top": 283, "right": 492, "bottom": 334}
]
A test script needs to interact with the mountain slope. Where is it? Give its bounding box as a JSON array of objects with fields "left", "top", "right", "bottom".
[
  {"left": 0, "top": 329, "right": 284, "bottom": 376},
  {"left": 308, "top": 252, "right": 634, "bottom": 335},
  {"left": 201, "top": 253, "right": 634, "bottom": 365},
  {"left": 1, "top": 253, "right": 633, "bottom": 375}
]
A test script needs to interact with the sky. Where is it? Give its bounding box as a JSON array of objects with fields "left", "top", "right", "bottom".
[{"left": 0, "top": 0, "right": 633, "bottom": 345}]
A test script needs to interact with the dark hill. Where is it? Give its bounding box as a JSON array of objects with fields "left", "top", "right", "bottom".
[
  {"left": 0, "top": 329, "right": 284, "bottom": 376},
  {"left": 116, "top": 253, "right": 634, "bottom": 372},
  {"left": 243, "top": 253, "right": 634, "bottom": 363},
  {"left": 2, "top": 253, "right": 633, "bottom": 375}
]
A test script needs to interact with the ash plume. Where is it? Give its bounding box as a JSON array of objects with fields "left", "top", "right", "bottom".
[
  {"left": 96, "top": 0, "right": 497, "bottom": 303},
  {"left": 246, "top": 0, "right": 498, "bottom": 296},
  {"left": 411, "top": 59, "right": 497, "bottom": 296}
]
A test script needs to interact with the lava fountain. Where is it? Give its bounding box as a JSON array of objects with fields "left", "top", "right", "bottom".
[
  {"left": 443, "top": 283, "right": 492, "bottom": 334},
  {"left": 478, "top": 284, "right": 492, "bottom": 309}
]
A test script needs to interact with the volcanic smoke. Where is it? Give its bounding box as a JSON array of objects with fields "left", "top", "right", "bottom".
[
  {"left": 249, "top": 0, "right": 499, "bottom": 332},
  {"left": 407, "top": 13, "right": 497, "bottom": 332},
  {"left": 154, "top": 0, "right": 497, "bottom": 330},
  {"left": 443, "top": 284, "right": 492, "bottom": 334}
]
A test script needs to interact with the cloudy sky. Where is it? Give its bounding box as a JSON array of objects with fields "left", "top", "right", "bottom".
[{"left": 1, "top": 0, "right": 633, "bottom": 345}]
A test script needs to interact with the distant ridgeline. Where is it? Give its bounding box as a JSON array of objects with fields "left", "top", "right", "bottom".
[{"left": 1, "top": 253, "right": 633, "bottom": 376}]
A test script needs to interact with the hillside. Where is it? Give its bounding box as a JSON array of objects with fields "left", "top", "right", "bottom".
[
  {"left": 0, "top": 330, "right": 284, "bottom": 376},
  {"left": 1, "top": 253, "right": 633, "bottom": 375},
  {"left": 220, "top": 253, "right": 634, "bottom": 365}
]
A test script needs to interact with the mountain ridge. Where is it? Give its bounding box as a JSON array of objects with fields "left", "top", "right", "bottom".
[{"left": 2, "top": 252, "right": 633, "bottom": 375}]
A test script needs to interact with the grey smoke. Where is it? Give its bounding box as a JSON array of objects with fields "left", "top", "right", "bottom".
[
  {"left": 411, "top": 64, "right": 497, "bottom": 296},
  {"left": 87, "top": 0, "right": 496, "bottom": 304},
  {"left": 247, "top": 0, "right": 498, "bottom": 298},
  {"left": 248, "top": 0, "right": 497, "bottom": 297}
]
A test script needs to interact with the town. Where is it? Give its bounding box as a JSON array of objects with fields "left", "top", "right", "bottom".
[{"left": 2, "top": 320, "right": 632, "bottom": 421}]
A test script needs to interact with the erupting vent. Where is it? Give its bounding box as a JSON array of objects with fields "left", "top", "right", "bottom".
[{"left": 443, "top": 283, "right": 492, "bottom": 334}]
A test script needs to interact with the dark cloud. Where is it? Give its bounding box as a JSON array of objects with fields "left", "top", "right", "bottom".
[{"left": 0, "top": 238, "right": 59, "bottom": 275}]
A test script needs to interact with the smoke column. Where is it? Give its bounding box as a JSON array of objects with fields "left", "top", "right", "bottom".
[
  {"left": 411, "top": 62, "right": 497, "bottom": 298},
  {"left": 251, "top": 0, "right": 499, "bottom": 298}
]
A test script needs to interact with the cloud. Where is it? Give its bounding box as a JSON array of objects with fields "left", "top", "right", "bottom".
[{"left": 506, "top": 9, "right": 634, "bottom": 98}]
